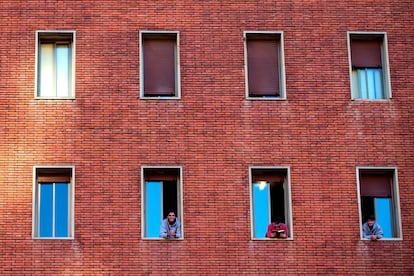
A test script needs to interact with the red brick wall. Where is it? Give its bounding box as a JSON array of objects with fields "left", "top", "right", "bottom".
[{"left": 1, "top": 1, "right": 413, "bottom": 274}]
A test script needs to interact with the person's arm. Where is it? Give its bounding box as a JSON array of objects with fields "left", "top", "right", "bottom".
[
  {"left": 175, "top": 220, "right": 181, "bottom": 238},
  {"left": 159, "top": 220, "right": 168, "bottom": 238},
  {"left": 363, "top": 233, "right": 372, "bottom": 239},
  {"left": 266, "top": 224, "right": 273, "bottom": 238},
  {"left": 281, "top": 224, "right": 288, "bottom": 238},
  {"left": 375, "top": 224, "right": 384, "bottom": 239}
]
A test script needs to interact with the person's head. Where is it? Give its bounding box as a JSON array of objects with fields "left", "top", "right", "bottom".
[
  {"left": 367, "top": 215, "right": 376, "bottom": 227},
  {"left": 166, "top": 209, "right": 177, "bottom": 224},
  {"left": 271, "top": 216, "right": 282, "bottom": 225}
]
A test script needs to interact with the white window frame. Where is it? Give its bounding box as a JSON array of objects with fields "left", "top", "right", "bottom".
[
  {"left": 139, "top": 31, "right": 181, "bottom": 100},
  {"left": 249, "top": 166, "right": 293, "bottom": 240},
  {"left": 141, "top": 166, "right": 184, "bottom": 240},
  {"left": 35, "top": 30, "right": 76, "bottom": 99},
  {"left": 347, "top": 32, "right": 392, "bottom": 100},
  {"left": 356, "top": 166, "right": 402, "bottom": 240},
  {"left": 243, "top": 31, "right": 287, "bottom": 100},
  {"left": 32, "top": 165, "right": 75, "bottom": 239}
]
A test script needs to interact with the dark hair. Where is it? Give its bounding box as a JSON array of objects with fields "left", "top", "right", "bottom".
[
  {"left": 166, "top": 209, "right": 177, "bottom": 217},
  {"left": 271, "top": 216, "right": 282, "bottom": 224},
  {"left": 367, "top": 214, "right": 376, "bottom": 221}
]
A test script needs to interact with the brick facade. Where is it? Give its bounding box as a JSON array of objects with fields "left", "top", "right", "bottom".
[{"left": 1, "top": 1, "right": 413, "bottom": 274}]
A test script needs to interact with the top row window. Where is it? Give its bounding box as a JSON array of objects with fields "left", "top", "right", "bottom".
[
  {"left": 36, "top": 31, "right": 75, "bottom": 98},
  {"left": 349, "top": 33, "right": 391, "bottom": 99},
  {"left": 34, "top": 30, "right": 392, "bottom": 100}
]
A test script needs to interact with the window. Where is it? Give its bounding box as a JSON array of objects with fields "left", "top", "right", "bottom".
[
  {"left": 33, "top": 166, "right": 74, "bottom": 239},
  {"left": 250, "top": 167, "right": 292, "bottom": 239},
  {"left": 348, "top": 33, "right": 391, "bottom": 99},
  {"left": 140, "top": 31, "right": 180, "bottom": 98},
  {"left": 141, "top": 166, "right": 183, "bottom": 239},
  {"left": 357, "top": 167, "right": 402, "bottom": 239},
  {"left": 36, "top": 31, "right": 75, "bottom": 98},
  {"left": 244, "top": 32, "right": 286, "bottom": 99}
]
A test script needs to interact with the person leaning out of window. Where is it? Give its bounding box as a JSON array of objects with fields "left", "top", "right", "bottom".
[
  {"left": 160, "top": 209, "right": 181, "bottom": 239},
  {"left": 362, "top": 214, "right": 384, "bottom": 241},
  {"left": 266, "top": 216, "right": 288, "bottom": 239}
]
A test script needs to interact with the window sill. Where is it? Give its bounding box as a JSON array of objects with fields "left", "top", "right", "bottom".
[
  {"left": 247, "top": 96, "right": 286, "bottom": 100},
  {"left": 142, "top": 237, "right": 184, "bottom": 241},
  {"left": 140, "top": 96, "right": 181, "bottom": 100},
  {"left": 34, "top": 97, "right": 76, "bottom": 100},
  {"left": 33, "top": 237, "right": 74, "bottom": 240},
  {"left": 252, "top": 237, "right": 293, "bottom": 241},
  {"left": 361, "top": 237, "right": 402, "bottom": 241},
  {"left": 351, "top": 98, "right": 391, "bottom": 101}
]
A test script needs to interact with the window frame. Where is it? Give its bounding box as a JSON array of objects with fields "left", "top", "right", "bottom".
[
  {"left": 356, "top": 166, "right": 402, "bottom": 240},
  {"left": 32, "top": 165, "right": 75, "bottom": 239},
  {"left": 141, "top": 166, "right": 184, "bottom": 240},
  {"left": 139, "top": 31, "right": 181, "bottom": 100},
  {"left": 249, "top": 166, "right": 293, "bottom": 240},
  {"left": 244, "top": 31, "right": 287, "bottom": 100},
  {"left": 347, "top": 32, "right": 392, "bottom": 100},
  {"left": 35, "top": 30, "right": 76, "bottom": 99}
]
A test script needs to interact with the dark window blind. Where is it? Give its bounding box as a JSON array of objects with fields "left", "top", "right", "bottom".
[
  {"left": 247, "top": 38, "right": 280, "bottom": 96},
  {"left": 351, "top": 40, "right": 382, "bottom": 68},
  {"left": 143, "top": 37, "right": 176, "bottom": 96},
  {"left": 360, "top": 174, "right": 391, "bottom": 197}
]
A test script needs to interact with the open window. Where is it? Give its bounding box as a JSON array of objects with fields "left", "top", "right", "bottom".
[
  {"left": 36, "top": 31, "right": 75, "bottom": 98},
  {"left": 140, "top": 31, "right": 180, "bottom": 99},
  {"left": 357, "top": 167, "right": 402, "bottom": 239},
  {"left": 141, "top": 166, "right": 183, "bottom": 239},
  {"left": 33, "top": 166, "right": 74, "bottom": 239},
  {"left": 244, "top": 32, "right": 286, "bottom": 99},
  {"left": 348, "top": 32, "right": 391, "bottom": 100},
  {"left": 250, "top": 167, "right": 292, "bottom": 239}
]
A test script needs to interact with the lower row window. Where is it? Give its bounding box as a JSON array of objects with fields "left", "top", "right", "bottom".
[
  {"left": 358, "top": 167, "right": 402, "bottom": 239},
  {"left": 33, "top": 167, "right": 74, "bottom": 239},
  {"left": 250, "top": 167, "right": 292, "bottom": 239},
  {"left": 142, "top": 167, "right": 182, "bottom": 239}
]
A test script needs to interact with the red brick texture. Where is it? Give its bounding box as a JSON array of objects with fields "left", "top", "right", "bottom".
[{"left": 1, "top": 1, "right": 413, "bottom": 274}]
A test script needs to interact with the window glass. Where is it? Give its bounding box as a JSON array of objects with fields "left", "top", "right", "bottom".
[
  {"left": 39, "top": 183, "right": 53, "bottom": 237},
  {"left": 56, "top": 44, "right": 70, "bottom": 97},
  {"left": 145, "top": 181, "right": 162, "bottom": 238},
  {"left": 375, "top": 198, "right": 392, "bottom": 238},
  {"left": 252, "top": 182, "right": 270, "bottom": 238},
  {"left": 55, "top": 183, "right": 69, "bottom": 237},
  {"left": 39, "top": 44, "right": 54, "bottom": 97}
]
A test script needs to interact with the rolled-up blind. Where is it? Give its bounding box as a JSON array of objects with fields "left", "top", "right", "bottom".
[
  {"left": 351, "top": 40, "right": 382, "bottom": 68},
  {"left": 247, "top": 37, "right": 280, "bottom": 96},
  {"left": 143, "top": 37, "right": 176, "bottom": 96},
  {"left": 360, "top": 174, "right": 391, "bottom": 197}
]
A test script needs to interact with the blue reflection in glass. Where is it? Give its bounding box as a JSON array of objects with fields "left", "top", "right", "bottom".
[
  {"left": 146, "top": 181, "right": 162, "bottom": 238},
  {"left": 253, "top": 183, "right": 270, "bottom": 238},
  {"left": 56, "top": 44, "right": 70, "bottom": 97},
  {"left": 375, "top": 198, "right": 392, "bottom": 238},
  {"left": 39, "top": 182, "right": 69, "bottom": 237},
  {"left": 39, "top": 184, "right": 53, "bottom": 237},
  {"left": 55, "top": 183, "right": 69, "bottom": 237},
  {"left": 357, "top": 68, "right": 383, "bottom": 99}
]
